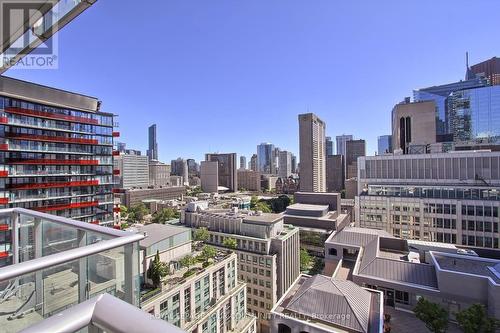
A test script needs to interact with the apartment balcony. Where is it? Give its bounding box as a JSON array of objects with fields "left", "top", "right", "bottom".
[
  {"left": 7, "top": 180, "right": 99, "bottom": 190},
  {"left": 6, "top": 133, "right": 98, "bottom": 145},
  {"left": 0, "top": 208, "right": 183, "bottom": 332},
  {"left": 4, "top": 107, "right": 99, "bottom": 125},
  {"left": 33, "top": 200, "right": 100, "bottom": 212},
  {"left": 6, "top": 159, "right": 99, "bottom": 166},
  {"left": 2, "top": 116, "right": 96, "bottom": 135}
]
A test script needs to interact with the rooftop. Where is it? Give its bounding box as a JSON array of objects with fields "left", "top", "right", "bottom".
[
  {"left": 286, "top": 203, "right": 329, "bottom": 211},
  {"left": 327, "top": 226, "right": 394, "bottom": 248},
  {"left": 131, "top": 223, "right": 190, "bottom": 249},
  {"left": 432, "top": 252, "right": 500, "bottom": 284},
  {"left": 243, "top": 213, "right": 283, "bottom": 224}
]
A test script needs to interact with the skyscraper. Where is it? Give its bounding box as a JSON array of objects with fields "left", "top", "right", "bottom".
[
  {"left": 345, "top": 139, "right": 366, "bottom": 179},
  {"left": 377, "top": 135, "right": 392, "bottom": 155},
  {"left": 249, "top": 154, "right": 258, "bottom": 171},
  {"left": 240, "top": 155, "right": 247, "bottom": 170},
  {"left": 278, "top": 150, "right": 292, "bottom": 178},
  {"left": 298, "top": 113, "right": 326, "bottom": 192},
  {"left": 171, "top": 158, "right": 189, "bottom": 186},
  {"left": 325, "top": 136, "right": 334, "bottom": 156},
  {"left": 336, "top": 134, "right": 353, "bottom": 158},
  {"left": 147, "top": 124, "right": 158, "bottom": 161},
  {"left": 205, "top": 153, "right": 238, "bottom": 192},
  {"left": 326, "top": 155, "right": 344, "bottom": 192},
  {"left": 291, "top": 154, "right": 297, "bottom": 174},
  {"left": 469, "top": 56, "right": 500, "bottom": 86},
  {"left": 257, "top": 143, "right": 276, "bottom": 174}
]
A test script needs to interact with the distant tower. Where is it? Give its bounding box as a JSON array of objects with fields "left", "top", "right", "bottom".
[
  {"left": 147, "top": 124, "right": 158, "bottom": 161},
  {"left": 298, "top": 113, "right": 326, "bottom": 192}
]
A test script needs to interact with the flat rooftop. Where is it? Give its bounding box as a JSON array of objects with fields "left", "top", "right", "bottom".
[
  {"left": 243, "top": 213, "right": 283, "bottom": 224},
  {"left": 286, "top": 203, "right": 329, "bottom": 211},
  {"left": 432, "top": 252, "right": 500, "bottom": 284},
  {"left": 132, "top": 223, "right": 190, "bottom": 248}
]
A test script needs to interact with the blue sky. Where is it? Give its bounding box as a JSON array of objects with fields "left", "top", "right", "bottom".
[{"left": 5, "top": 0, "right": 500, "bottom": 163}]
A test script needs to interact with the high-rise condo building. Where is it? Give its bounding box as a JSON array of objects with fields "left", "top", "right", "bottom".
[
  {"left": 345, "top": 139, "right": 366, "bottom": 180},
  {"left": 377, "top": 135, "right": 392, "bottom": 155},
  {"left": 205, "top": 153, "right": 238, "bottom": 192},
  {"left": 250, "top": 154, "right": 258, "bottom": 171},
  {"left": 325, "top": 136, "right": 334, "bottom": 156},
  {"left": 335, "top": 134, "right": 353, "bottom": 158},
  {"left": 298, "top": 113, "right": 326, "bottom": 192},
  {"left": 182, "top": 204, "right": 300, "bottom": 333},
  {"left": 278, "top": 151, "right": 292, "bottom": 178},
  {"left": 291, "top": 154, "right": 297, "bottom": 174},
  {"left": 171, "top": 158, "right": 189, "bottom": 186},
  {"left": 0, "top": 76, "right": 116, "bottom": 226},
  {"left": 357, "top": 151, "right": 500, "bottom": 249},
  {"left": 240, "top": 155, "right": 247, "bottom": 170},
  {"left": 114, "top": 153, "right": 150, "bottom": 189},
  {"left": 200, "top": 161, "right": 219, "bottom": 193},
  {"left": 257, "top": 143, "right": 276, "bottom": 174},
  {"left": 147, "top": 124, "right": 158, "bottom": 161},
  {"left": 326, "top": 154, "right": 344, "bottom": 192}
]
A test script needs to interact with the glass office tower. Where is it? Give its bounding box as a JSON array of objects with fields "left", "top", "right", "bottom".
[{"left": 257, "top": 143, "right": 276, "bottom": 174}]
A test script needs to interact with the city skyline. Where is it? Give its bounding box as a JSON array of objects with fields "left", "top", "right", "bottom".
[{"left": 5, "top": 1, "right": 500, "bottom": 162}]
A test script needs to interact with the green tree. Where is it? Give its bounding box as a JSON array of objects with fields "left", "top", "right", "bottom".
[
  {"left": 223, "top": 237, "right": 237, "bottom": 250},
  {"left": 152, "top": 208, "right": 179, "bottom": 224},
  {"left": 179, "top": 255, "right": 196, "bottom": 270},
  {"left": 147, "top": 250, "right": 168, "bottom": 287},
  {"left": 250, "top": 195, "right": 259, "bottom": 208},
  {"left": 300, "top": 248, "right": 312, "bottom": 271},
  {"left": 270, "top": 195, "right": 291, "bottom": 213},
  {"left": 456, "top": 304, "right": 499, "bottom": 333},
  {"left": 194, "top": 227, "right": 210, "bottom": 242},
  {"left": 187, "top": 186, "right": 202, "bottom": 196},
  {"left": 200, "top": 245, "right": 217, "bottom": 264},
  {"left": 254, "top": 201, "right": 272, "bottom": 213},
  {"left": 127, "top": 203, "right": 149, "bottom": 222},
  {"left": 120, "top": 205, "right": 128, "bottom": 216},
  {"left": 414, "top": 297, "right": 448, "bottom": 333}
]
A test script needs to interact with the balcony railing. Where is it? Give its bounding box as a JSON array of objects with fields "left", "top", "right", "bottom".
[
  {"left": 6, "top": 133, "right": 98, "bottom": 145},
  {"left": 5, "top": 107, "right": 99, "bottom": 125}
]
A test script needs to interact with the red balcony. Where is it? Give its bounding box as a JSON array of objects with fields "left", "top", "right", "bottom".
[
  {"left": 112, "top": 188, "right": 124, "bottom": 194},
  {"left": 113, "top": 169, "right": 120, "bottom": 175},
  {"left": 0, "top": 251, "right": 9, "bottom": 258},
  {"left": 6, "top": 133, "right": 98, "bottom": 145},
  {"left": 0, "top": 171, "right": 8, "bottom": 177},
  {"left": 90, "top": 220, "right": 100, "bottom": 225},
  {"left": 113, "top": 207, "right": 121, "bottom": 213},
  {"left": 0, "top": 143, "right": 8, "bottom": 150},
  {"left": 0, "top": 224, "right": 9, "bottom": 231},
  {"left": 5, "top": 107, "right": 99, "bottom": 125},
  {"left": 0, "top": 117, "right": 8, "bottom": 124},
  {"left": 34, "top": 200, "right": 99, "bottom": 212},
  {"left": 112, "top": 150, "right": 120, "bottom": 156},
  {"left": 8, "top": 180, "right": 99, "bottom": 190},
  {"left": 0, "top": 198, "right": 9, "bottom": 204},
  {"left": 7, "top": 159, "right": 99, "bottom": 165},
  {"left": 112, "top": 131, "right": 120, "bottom": 137}
]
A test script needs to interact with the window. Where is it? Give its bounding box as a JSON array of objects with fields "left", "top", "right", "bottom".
[{"left": 328, "top": 248, "right": 337, "bottom": 256}]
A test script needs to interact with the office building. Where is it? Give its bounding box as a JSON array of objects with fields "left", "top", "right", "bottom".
[
  {"left": 171, "top": 158, "right": 189, "bottom": 186},
  {"left": 200, "top": 161, "right": 219, "bottom": 193},
  {"left": 117, "top": 141, "right": 126, "bottom": 152},
  {"left": 336, "top": 134, "right": 353, "bottom": 158},
  {"left": 117, "top": 187, "right": 186, "bottom": 207},
  {"left": 377, "top": 135, "right": 392, "bottom": 155},
  {"left": 240, "top": 155, "right": 247, "bottom": 170},
  {"left": 278, "top": 151, "right": 292, "bottom": 178},
  {"left": 250, "top": 154, "right": 258, "bottom": 171},
  {"left": 469, "top": 56, "right": 500, "bottom": 86},
  {"left": 205, "top": 153, "right": 238, "bottom": 192},
  {"left": 182, "top": 205, "right": 300, "bottom": 332},
  {"left": 257, "top": 143, "right": 276, "bottom": 174},
  {"left": 136, "top": 224, "right": 256, "bottom": 333},
  {"left": 187, "top": 159, "right": 199, "bottom": 177},
  {"left": 0, "top": 76, "right": 116, "bottom": 226},
  {"left": 326, "top": 154, "right": 344, "bottom": 192},
  {"left": 149, "top": 160, "right": 171, "bottom": 187},
  {"left": 0, "top": 208, "right": 184, "bottom": 333},
  {"left": 325, "top": 226, "right": 500, "bottom": 320},
  {"left": 147, "top": 124, "right": 158, "bottom": 161},
  {"left": 114, "top": 153, "right": 150, "bottom": 189},
  {"left": 392, "top": 100, "right": 437, "bottom": 154},
  {"left": 238, "top": 169, "right": 261, "bottom": 192},
  {"left": 345, "top": 139, "right": 366, "bottom": 180},
  {"left": 290, "top": 154, "right": 297, "bottom": 174},
  {"left": 271, "top": 274, "right": 383, "bottom": 333},
  {"left": 325, "top": 136, "right": 334, "bottom": 156},
  {"left": 357, "top": 151, "right": 500, "bottom": 249},
  {"left": 298, "top": 113, "right": 326, "bottom": 192}
]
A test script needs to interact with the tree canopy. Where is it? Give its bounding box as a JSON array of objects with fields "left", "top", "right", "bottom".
[
  {"left": 127, "top": 203, "right": 149, "bottom": 222},
  {"left": 456, "top": 304, "right": 499, "bottom": 333},
  {"left": 414, "top": 297, "right": 448, "bottom": 333},
  {"left": 147, "top": 250, "right": 168, "bottom": 287},
  {"left": 152, "top": 208, "right": 179, "bottom": 224},
  {"left": 194, "top": 227, "right": 210, "bottom": 242},
  {"left": 223, "top": 237, "right": 237, "bottom": 249}
]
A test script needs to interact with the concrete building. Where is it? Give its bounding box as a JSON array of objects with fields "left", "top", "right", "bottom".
[
  {"left": 469, "top": 56, "right": 500, "bottom": 86},
  {"left": 0, "top": 76, "right": 117, "bottom": 226},
  {"left": 336, "top": 134, "right": 353, "bottom": 158},
  {"left": 200, "top": 161, "right": 219, "bottom": 193},
  {"left": 182, "top": 205, "right": 300, "bottom": 332},
  {"left": 325, "top": 226, "right": 500, "bottom": 320},
  {"left": 357, "top": 151, "right": 500, "bottom": 249},
  {"left": 278, "top": 150, "right": 292, "bottom": 178},
  {"left": 271, "top": 274, "right": 383, "bottom": 333},
  {"left": 205, "top": 153, "right": 238, "bottom": 192},
  {"left": 325, "top": 136, "right": 334, "bottom": 156},
  {"left": 261, "top": 174, "right": 278, "bottom": 192},
  {"left": 291, "top": 154, "right": 297, "bottom": 174},
  {"left": 147, "top": 124, "right": 158, "bottom": 161},
  {"left": 117, "top": 187, "right": 186, "bottom": 207},
  {"left": 345, "top": 177, "right": 357, "bottom": 200},
  {"left": 114, "top": 153, "right": 150, "bottom": 189},
  {"left": 135, "top": 224, "right": 256, "bottom": 333},
  {"left": 149, "top": 160, "right": 171, "bottom": 187},
  {"left": 392, "top": 100, "right": 437, "bottom": 154},
  {"left": 240, "top": 155, "right": 247, "bottom": 170},
  {"left": 257, "top": 143, "right": 276, "bottom": 174},
  {"left": 238, "top": 169, "right": 261, "bottom": 192},
  {"left": 346, "top": 139, "right": 366, "bottom": 180},
  {"left": 275, "top": 177, "right": 299, "bottom": 195},
  {"left": 171, "top": 158, "right": 189, "bottom": 186},
  {"left": 298, "top": 113, "right": 326, "bottom": 192},
  {"left": 250, "top": 154, "right": 258, "bottom": 171},
  {"left": 326, "top": 154, "right": 344, "bottom": 192},
  {"left": 377, "top": 135, "right": 392, "bottom": 155},
  {"left": 170, "top": 175, "right": 183, "bottom": 187}
]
